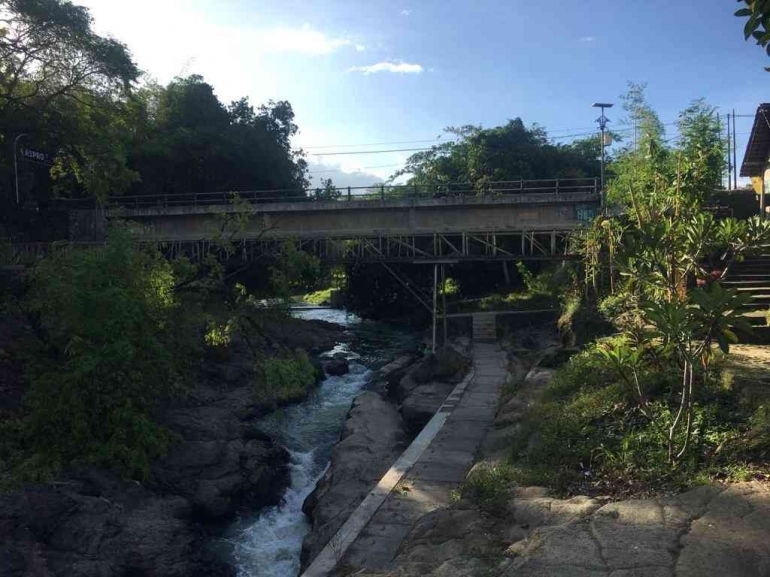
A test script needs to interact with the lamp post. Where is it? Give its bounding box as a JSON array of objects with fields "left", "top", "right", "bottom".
[
  {"left": 592, "top": 103, "right": 613, "bottom": 207},
  {"left": 13, "top": 133, "right": 27, "bottom": 204}
]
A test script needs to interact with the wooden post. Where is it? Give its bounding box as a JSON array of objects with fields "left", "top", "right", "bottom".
[
  {"left": 347, "top": 186, "right": 351, "bottom": 201},
  {"left": 381, "top": 184, "right": 385, "bottom": 201}
]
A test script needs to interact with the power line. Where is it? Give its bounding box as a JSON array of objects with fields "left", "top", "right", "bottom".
[
  {"left": 301, "top": 138, "right": 455, "bottom": 149},
  {"left": 308, "top": 163, "right": 402, "bottom": 174},
  {"left": 300, "top": 115, "right": 755, "bottom": 157},
  {"left": 309, "top": 147, "right": 434, "bottom": 156}
]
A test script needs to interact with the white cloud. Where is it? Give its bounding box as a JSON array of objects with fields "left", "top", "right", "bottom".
[
  {"left": 348, "top": 61, "right": 423, "bottom": 75},
  {"left": 580, "top": 36, "right": 596, "bottom": 42},
  {"left": 400, "top": 9, "right": 411, "bottom": 16},
  {"left": 306, "top": 160, "right": 390, "bottom": 188},
  {"left": 259, "top": 23, "right": 351, "bottom": 55},
  {"left": 355, "top": 44, "right": 366, "bottom": 52}
]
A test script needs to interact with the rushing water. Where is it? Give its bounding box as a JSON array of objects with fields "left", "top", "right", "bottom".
[{"left": 231, "top": 308, "right": 418, "bottom": 577}]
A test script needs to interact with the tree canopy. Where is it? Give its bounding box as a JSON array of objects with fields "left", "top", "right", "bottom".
[
  {"left": 395, "top": 119, "right": 601, "bottom": 188},
  {"left": 0, "top": 0, "right": 308, "bottom": 206},
  {"left": 735, "top": 0, "right": 770, "bottom": 70}
]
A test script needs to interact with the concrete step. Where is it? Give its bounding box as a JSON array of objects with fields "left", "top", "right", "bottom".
[
  {"left": 723, "top": 280, "right": 770, "bottom": 286},
  {"left": 742, "top": 310, "right": 767, "bottom": 326}
]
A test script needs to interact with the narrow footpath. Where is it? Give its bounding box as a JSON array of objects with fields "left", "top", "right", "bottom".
[{"left": 301, "top": 341, "right": 508, "bottom": 576}]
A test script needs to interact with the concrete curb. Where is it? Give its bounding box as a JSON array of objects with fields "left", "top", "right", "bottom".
[{"left": 300, "top": 365, "right": 477, "bottom": 577}]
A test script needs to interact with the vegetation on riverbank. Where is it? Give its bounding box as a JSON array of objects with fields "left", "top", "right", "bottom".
[
  {"left": 506, "top": 86, "right": 770, "bottom": 497},
  {"left": 0, "top": 226, "right": 329, "bottom": 488}
]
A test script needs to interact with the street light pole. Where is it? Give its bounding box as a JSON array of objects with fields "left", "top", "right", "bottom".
[
  {"left": 592, "top": 103, "right": 613, "bottom": 207},
  {"left": 13, "top": 133, "right": 27, "bottom": 204}
]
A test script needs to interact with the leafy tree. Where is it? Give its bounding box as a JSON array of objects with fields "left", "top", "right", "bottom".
[
  {"left": 311, "top": 177, "right": 341, "bottom": 200},
  {"left": 126, "top": 76, "right": 308, "bottom": 198},
  {"left": 10, "top": 229, "right": 180, "bottom": 479},
  {"left": 269, "top": 241, "right": 321, "bottom": 298},
  {"left": 576, "top": 85, "right": 770, "bottom": 465},
  {"left": 396, "top": 119, "right": 600, "bottom": 188},
  {"left": 0, "top": 0, "right": 138, "bottom": 113},
  {"left": 0, "top": 0, "right": 140, "bottom": 203},
  {"left": 735, "top": 1, "right": 770, "bottom": 69}
]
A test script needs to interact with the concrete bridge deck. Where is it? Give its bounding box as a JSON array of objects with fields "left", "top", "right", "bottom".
[{"left": 109, "top": 190, "right": 600, "bottom": 243}]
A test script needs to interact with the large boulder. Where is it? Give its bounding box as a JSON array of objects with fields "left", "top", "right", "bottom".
[
  {"left": 395, "top": 347, "right": 470, "bottom": 432},
  {"left": 0, "top": 469, "right": 233, "bottom": 577},
  {"left": 401, "top": 382, "right": 456, "bottom": 434},
  {"left": 324, "top": 358, "right": 350, "bottom": 376},
  {"left": 153, "top": 380, "right": 291, "bottom": 521},
  {"left": 300, "top": 391, "right": 409, "bottom": 569}
]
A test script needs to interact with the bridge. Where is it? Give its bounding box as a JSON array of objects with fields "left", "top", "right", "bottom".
[{"left": 101, "top": 178, "right": 601, "bottom": 263}]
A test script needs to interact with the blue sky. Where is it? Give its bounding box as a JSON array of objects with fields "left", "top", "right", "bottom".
[{"left": 81, "top": 0, "right": 769, "bottom": 187}]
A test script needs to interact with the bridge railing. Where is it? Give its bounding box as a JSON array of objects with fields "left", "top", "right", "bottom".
[{"left": 105, "top": 178, "right": 599, "bottom": 209}]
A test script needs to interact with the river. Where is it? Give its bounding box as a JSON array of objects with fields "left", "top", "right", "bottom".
[{"left": 230, "top": 307, "right": 419, "bottom": 577}]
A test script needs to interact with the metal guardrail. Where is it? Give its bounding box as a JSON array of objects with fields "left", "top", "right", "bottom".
[{"left": 105, "top": 178, "right": 600, "bottom": 209}]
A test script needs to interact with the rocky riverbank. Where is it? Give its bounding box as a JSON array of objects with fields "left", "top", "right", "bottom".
[
  {"left": 0, "top": 314, "right": 343, "bottom": 577},
  {"left": 299, "top": 341, "right": 472, "bottom": 571},
  {"left": 339, "top": 335, "right": 770, "bottom": 577}
]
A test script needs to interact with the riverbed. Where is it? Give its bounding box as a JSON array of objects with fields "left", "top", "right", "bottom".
[{"left": 231, "top": 308, "right": 418, "bottom": 577}]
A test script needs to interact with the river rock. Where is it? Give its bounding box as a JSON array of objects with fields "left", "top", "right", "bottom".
[
  {"left": 395, "top": 347, "right": 470, "bottom": 432},
  {"left": 0, "top": 468, "right": 233, "bottom": 577},
  {"left": 325, "top": 358, "right": 350, "bottom": 376},
  {"left": 300, "top": 391, "right": 409, "bottom": 569},
  {"left": 401, "top": 381, "right": 456, "bottom": 434}
]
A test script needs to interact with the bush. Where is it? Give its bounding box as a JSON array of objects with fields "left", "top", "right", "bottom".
[
  {"left": 9, "top": 230, "right": 180, "bottom": 481},
  {"left": 454, "top": 463, "right": 516, "bottom": 512},
  {"left": 598, "top": 292, "right": 642, "bottom": 332},
  {"left": 557, "top": 295, "right": 614, "bottom": 347},
  {"left": 256, "top": 349, "right": 318, "bottom": 405},
  {"left": 511, "top": 338, "right": 768, "bottom": 495}
]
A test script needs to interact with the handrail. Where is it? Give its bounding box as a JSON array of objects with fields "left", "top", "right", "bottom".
[{"left": 102, "top": 178, "right": 600, "bottom": 210}]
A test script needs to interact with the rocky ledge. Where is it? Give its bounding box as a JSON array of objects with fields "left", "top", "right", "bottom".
[{"left": 394, "top": 341, "right": 472, "bottom": 434}]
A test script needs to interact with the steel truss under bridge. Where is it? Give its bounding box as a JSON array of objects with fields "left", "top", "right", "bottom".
[
  {"left": 152, "top": 229, "right": 581, "bottom": 263},
  {"left": 2, "top": 228, "right": 580, "bottom": 267}
]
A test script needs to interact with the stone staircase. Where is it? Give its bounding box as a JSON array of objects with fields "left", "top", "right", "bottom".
[
  {"left": 472, "top": 312, "right": 496, "bottom": 342},
  {"left": 723, "top": 256, "right": 770, "bottom": 342}
]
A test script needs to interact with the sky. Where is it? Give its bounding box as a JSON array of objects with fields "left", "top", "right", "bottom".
[{"left": 79, "top": 0, "right": 770, "bottom": 188}]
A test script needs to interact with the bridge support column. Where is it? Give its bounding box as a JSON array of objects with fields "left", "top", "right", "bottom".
[
  {"left": 432, "top": 264, "right": 438, "bottom": 353},
  {"left": 442, "top": 264, "right": 447, "bottom": 348}
]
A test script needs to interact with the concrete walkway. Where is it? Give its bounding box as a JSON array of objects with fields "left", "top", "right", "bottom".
[{"left": 340, "top": 342, "right": 507, "bottom": 573}]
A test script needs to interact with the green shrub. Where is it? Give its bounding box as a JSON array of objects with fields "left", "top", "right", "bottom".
[
  {"left": 598, "top": 292, "right": 642, "bottom": 332},
  {"left": 511, "top": 336, "right": 768, "bottom": 494},
  {"left": 455, "top": 463, "right": 516, "bottom": 513},
  {"left": 557, "top": 295, "right": 614, "bottom": 347},
  {"left": 303, "top": 287, "right": 333, "bottom": 305},
  {"left": 9, "top": 229, "right": 179, "bottom": 481},
  {"left": 256, "top": 349, "right": 318, "bottom": 405}
]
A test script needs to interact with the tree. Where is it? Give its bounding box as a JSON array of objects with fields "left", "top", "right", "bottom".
[
  {"left": 396, "top": 119, "right": 599, "bottom": 188},
  {"left": 0, "top": 0, "right": 141, "bottom": 203},
  {"left": 578, "top": 85, "right": 770, "bottom": 464},
  {"left": 126, "top": 76, "right": 308, "bottom": 198},
  {"left": 0, "top": 0, "right": 138, "bottom": 113},
  {"left": 735, "top": 1, "right": 770, "bottom": 70},
  {"left": 14, "top": 229, "right": 179, "bottom": 479}
]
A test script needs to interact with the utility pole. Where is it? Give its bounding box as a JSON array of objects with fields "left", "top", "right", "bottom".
[
  {"left": 592, "top": 103, "right": 613, "bottom": 207},
  {"left": 727, "top": 112, "right": 732, "bottom": 189},
  {"left": 13, "top": 133, "right": 27, "bottom": 204},
  {"left": 432, "top": 264, "right": 438, "bottom": 353},
  {"left": 732, "top": 109, "right": 738, "bottom": 190}
]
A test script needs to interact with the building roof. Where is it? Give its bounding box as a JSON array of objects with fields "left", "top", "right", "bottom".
[{"left": 740, "top": 103, "right": 770, "bottom": 177}]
